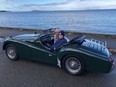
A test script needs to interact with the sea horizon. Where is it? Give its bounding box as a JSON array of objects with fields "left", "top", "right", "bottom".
[{"left": 1, "top": 8, "right": 116, "bottom": 12}]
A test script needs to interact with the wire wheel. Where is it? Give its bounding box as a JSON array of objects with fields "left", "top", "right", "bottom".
[
  {"left": 62, "top": 55, "right": 85, "bottom": 75},
  {"left": 66, "top": 57, "right": 81, "bottom": 74},
  {"left": 5, "top": 44, "right": 18, "bottom": 61}
]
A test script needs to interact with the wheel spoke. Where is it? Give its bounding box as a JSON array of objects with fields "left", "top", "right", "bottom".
[{"left": 65, "top": 57, "right": 82, "bottom": 74}]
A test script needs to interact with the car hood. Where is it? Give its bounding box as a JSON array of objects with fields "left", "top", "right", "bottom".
[
  {"left": 12, "top": 34, "right": 41, "bottom": 41},
  {"left": 80, "top": 39, "right": 110, "bottom": 58}
]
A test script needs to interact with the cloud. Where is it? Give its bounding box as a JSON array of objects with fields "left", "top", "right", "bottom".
[
  {"left": 7, "top": 0, "right": 116, "bottom": 11},
  {"left": 83, "top": 1, "right": 116, "bottom": 9},
  {"left": 0, "top": 0, "right": 14, "bottom": 2}
]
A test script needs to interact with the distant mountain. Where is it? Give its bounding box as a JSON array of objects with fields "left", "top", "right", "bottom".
[
  {"left": 30, "top": 9, "right": 116, "bottom": 12},
  {"left": 0, "top": 10, "right": 7, "bottom": 12},
  {"left": 31, "top": 10, "right": 49, "bottom": 12}
]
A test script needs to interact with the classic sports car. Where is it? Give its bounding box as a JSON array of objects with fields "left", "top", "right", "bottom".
[{"left": 3, "top": 33, "right": 115, "bottom": 76}]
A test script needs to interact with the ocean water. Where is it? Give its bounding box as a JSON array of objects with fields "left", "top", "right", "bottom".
[{"left": 0, "top": 10, "right": 116, "bottom": 35}]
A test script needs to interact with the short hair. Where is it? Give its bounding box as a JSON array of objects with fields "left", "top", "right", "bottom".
[{"left": 55, "top": 28, "right": 60, "bottom": 33}]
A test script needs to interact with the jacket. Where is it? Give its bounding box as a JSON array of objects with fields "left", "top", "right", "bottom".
[{"left": 50, "top": 37, "right": 67, "bottom": 51}]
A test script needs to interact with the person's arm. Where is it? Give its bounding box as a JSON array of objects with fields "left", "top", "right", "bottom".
[{"left": 50, "top": 39, "right": 67, "bottom": 51}]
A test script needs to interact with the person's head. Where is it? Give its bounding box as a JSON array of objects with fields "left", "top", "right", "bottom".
[
  {"left": 55, "top": 28, "right": 60, "bottom": 37},
  {"left": 58, "top": 31, "right": 65, "bottom": 39}
]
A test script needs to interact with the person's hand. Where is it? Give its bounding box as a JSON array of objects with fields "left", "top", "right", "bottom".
[{"left": 54, "top": 34, "right": 57, "bottom": 39}]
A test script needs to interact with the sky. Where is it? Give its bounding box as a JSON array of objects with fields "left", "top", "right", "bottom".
[{"left": 0, "top": 0, "right": 116, "bottom": 11}]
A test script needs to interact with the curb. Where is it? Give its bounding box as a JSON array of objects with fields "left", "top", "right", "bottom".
[{"left": 0, "top": 27, "right": 116, "bottom": 39}]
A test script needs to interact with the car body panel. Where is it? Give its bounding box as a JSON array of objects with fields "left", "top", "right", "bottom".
[
  {"left": 30, "top": 42, "right": 57, "bottom": 64},
  {"left": 3, "top": 33, "right": 115, "bottom": 73}
]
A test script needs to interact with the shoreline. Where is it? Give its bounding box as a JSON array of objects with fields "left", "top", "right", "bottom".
[{"left": 0, "top": 27, "right": 116, "bottom": 39}]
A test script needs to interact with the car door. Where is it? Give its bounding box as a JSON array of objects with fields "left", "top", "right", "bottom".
[{"left": 31, "top": 42, "right": 58, "bottom": 65}]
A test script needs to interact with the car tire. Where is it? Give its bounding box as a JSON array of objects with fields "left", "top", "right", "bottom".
[
  {"left": 5, "top": 44, "right": 18, "bottom": 61},
  {"left": 62, "top": 55, "right": 85, "bottom": 76}
]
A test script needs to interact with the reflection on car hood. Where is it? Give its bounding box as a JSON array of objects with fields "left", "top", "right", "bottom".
[
  {"left": 12, "top": 34, "right": 41, "bottom": 41},
  {"left": 81, "top": 39, "right": 110, "bottom": 58}
]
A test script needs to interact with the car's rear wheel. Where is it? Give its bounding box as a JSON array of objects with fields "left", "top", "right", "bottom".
[
  {"left": 5, "top": 44, "right": 18, "bottom": 61},
  {"left": 62, "top": 55, "right": 85, "bottom": 76}
]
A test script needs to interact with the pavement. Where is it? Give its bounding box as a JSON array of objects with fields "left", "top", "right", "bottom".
[
  {"left": 0, "top": 42, "right": 116, "bottom": 87},
  {"left": 0, "top": 28, "right": 116, "bottom": 87}
]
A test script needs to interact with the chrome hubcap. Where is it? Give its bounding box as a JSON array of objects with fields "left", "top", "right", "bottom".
[
  {"left": 66, "top": 57, "right": 81, "bottom": 74},
  {"left": 7, "top": 47, "right": 16, "bottom": 59}
]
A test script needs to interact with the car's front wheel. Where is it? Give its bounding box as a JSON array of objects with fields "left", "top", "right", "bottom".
[
  {"left": 5, "top": 44, "right": 18, "bottom": 61},
  {"left": 62, "top": 55, "right": 85, "bottom": 76}
]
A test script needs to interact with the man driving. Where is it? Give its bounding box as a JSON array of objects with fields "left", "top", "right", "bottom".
[
  {"left": 54, "top": 28, "right": 69, "bottom": 43},
  {"left": 50, "top": 31, "right": 67, "bottom": 51}
]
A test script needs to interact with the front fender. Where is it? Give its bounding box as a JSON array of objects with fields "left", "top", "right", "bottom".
[{"left": 3, "top": 39, "right": 32, "bottom": 59}]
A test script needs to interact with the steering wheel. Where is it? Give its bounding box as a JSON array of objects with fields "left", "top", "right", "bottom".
[{"left": 41, "top": 34, "right": 54, "bottom": 46}]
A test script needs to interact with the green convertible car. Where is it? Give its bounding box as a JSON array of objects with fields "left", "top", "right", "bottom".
[{"left": 3, "top": 33, "right": 115, "bottom": 75}]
